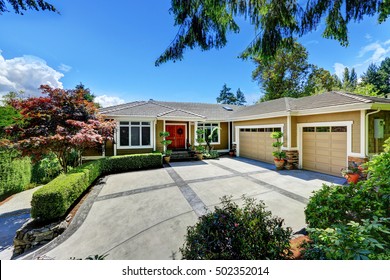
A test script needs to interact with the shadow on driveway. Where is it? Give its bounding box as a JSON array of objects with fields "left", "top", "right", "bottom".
[{"left": 0, "top": 209, "right": 30, "bottom": 252}]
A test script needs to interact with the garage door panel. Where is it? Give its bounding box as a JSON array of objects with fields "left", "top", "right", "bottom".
[
  {"left": 239, "top": 130, "right": 279, "bottom": 163},
  {"left": 303, "top": 129, "right": 347, "bottom": 176}
]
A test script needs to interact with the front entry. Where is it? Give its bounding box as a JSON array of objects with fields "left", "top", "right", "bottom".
[{"left": 166, "top": 124, "right": 186, "bottom": 149}]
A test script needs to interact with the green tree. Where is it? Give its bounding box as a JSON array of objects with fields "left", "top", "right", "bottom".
[
  {"left": 157, "top": 0, "right": 390, "bottom": 65},
  {"left": 361, "top": 63, "right": 381, "bottom": 89},
  {"left": 350, "top": 68, "right": 358, "bottom": 89},
  {"left": 304, "top": 67, "right": 339, "bottom": 95},
  {"left": 235, "top": 88, "right": 246, "bottom": 105},
  {"left": 253, "top": 42, "right": 311, "bottom": 101},
  {"left": 342, "top": 67, "right": 351, "bottom": 90},
  {"left": 353, "top": 83, "right": 381, "bottom": 96},
  {"left": 377, "top": 57, "right": 390, "bottom": 95},
  {"left": 0, "top": 0, "right": 57, "bottom": 14},
  {"left": 216, "top": 84, "right": 236, "bottom": 104}
]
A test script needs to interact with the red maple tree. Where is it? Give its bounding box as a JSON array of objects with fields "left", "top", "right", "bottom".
[{"left": 5, "top": 85, "right": 115, "bottom": 172}]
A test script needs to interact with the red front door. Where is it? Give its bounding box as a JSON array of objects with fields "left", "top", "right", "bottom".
[{"left": 166, "top": 125, "right": 186, "bottom": 149}]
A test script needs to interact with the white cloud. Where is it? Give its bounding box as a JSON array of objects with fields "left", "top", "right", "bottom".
[
  {"left": 0, "top": 52, "right": 64, "bottom": 97},
  {"left": 333, "top": 62, "right": 346, "bottom": 79},
  {"left": 95, "top": 95, "right": 125, "bottom": 108},
  {"left": 365, "top": 34, "right": 373, "bottom": 41},
  {"left": 58, "top": 63, "right": 72, "bottom": 72},
  {"left": 358, "top": 42, "right": 389, "bottom": 63}
]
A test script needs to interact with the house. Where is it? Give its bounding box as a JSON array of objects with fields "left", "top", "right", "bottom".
[{"left": 85, "top": 91, "right": 390, "bottom": 177}]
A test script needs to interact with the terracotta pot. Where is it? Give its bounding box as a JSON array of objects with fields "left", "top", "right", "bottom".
[
  {"left": 229, "top": 151, "right": 234, "bottom": 157},
  {"left": 196, "top": 153, "right": 204, "bottom": 160},
  {"left": 163, "top": 156, "right": 171, "bottom": 163},
  {"left": 345, "top": 173, "right": 359, "bottom": 184},
  {"left": 274, "top": 159, "right": 285, "bottom": 170}
]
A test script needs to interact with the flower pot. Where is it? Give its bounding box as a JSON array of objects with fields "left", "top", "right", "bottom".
[
  {"left": 274, "top": 159, "right": 285, "bottom": 170},
  {"left": 229, "top": 151, "right": 235, "bottom": 157},
  {"left": 344, "top": 173, "right": 359, "bottom": 184},
  {"left": 196, "top": 153, "right": 204, "bottom": 160},
  {"left": 163, "top": 156, "right": 171, "bottom": 163}
]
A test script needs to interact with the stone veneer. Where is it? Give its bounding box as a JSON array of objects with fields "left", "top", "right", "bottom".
[
  {"left": 284, "top": 150, "right": 299, "bottom": 170},
  {"left": 13, "top": 215, "right": 71, "bottom": 257}
]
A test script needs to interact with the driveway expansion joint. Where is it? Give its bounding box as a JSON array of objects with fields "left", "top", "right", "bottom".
[
  {"left": 165, "top": 166, "right": 208, "bottom": 217},
  {"left": 207, "top": 161, "right": 309, "bottom": 204}
]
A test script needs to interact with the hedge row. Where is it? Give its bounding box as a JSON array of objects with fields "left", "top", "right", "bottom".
[
  {"left": 0, "top": 148, "right": 32, "bottom": 199},
  {"left": 31, "top": 153, "right": 162, "bottom": 221}
]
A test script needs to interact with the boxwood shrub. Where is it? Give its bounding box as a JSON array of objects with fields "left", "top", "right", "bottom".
[
  {"left": 0, "top": 148, "right": 32, "bottom": 199},
  {"left": 31, "top": 153, "right": 162, "bottom": 221}
]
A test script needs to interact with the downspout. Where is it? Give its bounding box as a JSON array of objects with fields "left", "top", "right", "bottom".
[{"left": 365, "top": 109, "right": 381, "bottom": 156}]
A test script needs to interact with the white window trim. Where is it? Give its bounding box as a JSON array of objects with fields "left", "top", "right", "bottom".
[
  {"left": 196, "top": 122, "right": 221, "bottom": 145},
  {"left": 235, "top": 124, "right": 284, "bottom": 157},
  {"left": 297, "top": 121, "right": 354, "bottom": 170},
  {"left": 165, "top": 123, "right": 188, "bottom": 149},
  {"left": 117, "top": 120, "right": 154, "bottom": 149}
]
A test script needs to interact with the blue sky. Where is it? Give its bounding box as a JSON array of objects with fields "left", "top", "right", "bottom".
[{"left": 1, "top": 0, "right": 390, "bottom": 107}]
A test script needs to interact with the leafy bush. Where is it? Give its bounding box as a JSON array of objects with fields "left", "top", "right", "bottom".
[
  {"left": 180, "top": 196, "right": 292, "bottom": 260},
  {"left": 303, "top": 217, "right": 390, "bottom": 260},
  {"left": 304, "top": 181, "right": 389, "bottom": 229},
  {"left": 31, "top": 153, "right": 162, "bottom": 221},
  {"left": 203, "top": 150, "right": 219, "bottom": 159},
  {"left": 0, "top": 148, "right": 31, "bottom": 199},
  {"left": 101, "top": 153, "right": 162, "bottom": 175},
  {"left": 31, "top": 153, "right": 62, "bottom": 184}
]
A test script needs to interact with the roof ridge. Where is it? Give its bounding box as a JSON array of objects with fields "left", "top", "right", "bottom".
[
  {"left": 100, "top": 101, "right": 147, "bottom": 113},
  {"left": 175, "top": 108, "right": 206, "bottom": 118},
  {"left": 156, "top": 108, "right": 176, "bottom": 117},
  {"left": 151, "top": 100, "right": 207, "bottom": 118},
  {"left": 333, "top": 91, "right": 372, "bottom": 103}
]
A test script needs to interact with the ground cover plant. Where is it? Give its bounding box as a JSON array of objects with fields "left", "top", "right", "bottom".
[{"left": 180, "top": 196, "right": 292, "bottom": 260}]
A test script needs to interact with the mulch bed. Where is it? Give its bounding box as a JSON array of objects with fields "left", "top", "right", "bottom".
[{"left": 290, "top": 235, "right": 310, "bottom": 259}]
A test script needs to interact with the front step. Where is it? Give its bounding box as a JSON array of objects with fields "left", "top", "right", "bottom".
[{"left": 170, "top": 150, "right": 196, "bottom": 161}]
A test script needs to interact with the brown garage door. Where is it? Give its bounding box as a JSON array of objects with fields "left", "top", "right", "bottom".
[
  {"left": 302, "top": 126, "right": 347, "bottom": 176},
  {"left": 239, "top": 127, "right": 280, "bottom": 163}
]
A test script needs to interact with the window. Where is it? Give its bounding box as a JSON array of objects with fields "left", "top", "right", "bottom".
[
  {"left": 119, "top": 121, "right": 151, "bottom": 147},
  {"left": 316, "top": 127, "right": 330, "bottom": 132},
  {"left": 331, "top": 126, "right": 347, "bottom": 132},
  {"left": 198, "top": 123, "right": 220, "bottom": 143},
  {"left": 303, "top": 127, "right": 315, "bottom": 132}
]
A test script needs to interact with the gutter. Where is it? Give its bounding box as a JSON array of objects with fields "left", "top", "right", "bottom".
[{"left": 365, "top": 109, "right": 381, "bottom": 156}]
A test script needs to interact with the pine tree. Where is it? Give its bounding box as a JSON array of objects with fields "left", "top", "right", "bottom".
[
  {"left": 350, "top": 68, "right": 358, "bottom": 90},
  {"left": 342, "top": 67, "right": 351, "bottom": 90},
  {"left": 235, "top": 88, "right": 246, "bottom": 105},
  {"left": 216, "top": 84, "right": 237, "bottom": 105}
]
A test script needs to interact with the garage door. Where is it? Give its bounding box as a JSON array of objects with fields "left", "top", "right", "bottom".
[
  {"left": 239, "top": 127, "right": 280, "bottom": 163},
  {"left": 302, "top": 126, "right": 347, "bottom": 176}
]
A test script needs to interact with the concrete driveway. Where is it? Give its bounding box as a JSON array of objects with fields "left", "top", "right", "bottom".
[{"left": 21, "top": 157, "right": 344, "bottom": 260}]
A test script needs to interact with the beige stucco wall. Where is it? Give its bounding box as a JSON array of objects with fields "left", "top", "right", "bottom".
[
  {"left": 296, "top": 111, "right": 361, "bottom": 154},
  {"left": 156, "top": 120, "right": 164, "bottom": 152},
  {"left": 233, "top": 116, "right": 288, "bottom": 144},
  {"left": 212, "top": 122, "right": 229, "bottom": 150}
]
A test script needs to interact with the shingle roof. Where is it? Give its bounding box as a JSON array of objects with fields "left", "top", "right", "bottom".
[
  {"left": 100, "top": 99, "right": 244, "bottom": 120},
  {"left": 99, "top": 92, "right": 390, "bottom": 120}
]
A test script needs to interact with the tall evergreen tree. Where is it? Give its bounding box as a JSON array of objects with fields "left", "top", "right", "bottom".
[
  {"left": 216, "top": 84, "right": 236, "bottom": 105},
  {"left": 377, "top": 57, "right": 390, "bottom": 95},
  {"left": 361, "top": 63, "right": 380, "bottom": 89},
  {"left": 350, "top": 68, "right": 358, "bottom": 89},
  {"left": 342, "top": 67, "right": 351, "bottom": 90},
  {"left": 235, "top": 88, "right": 246, "bottom": 105}
]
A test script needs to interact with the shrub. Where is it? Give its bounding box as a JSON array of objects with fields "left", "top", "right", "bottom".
[
  {"left": 31, "top": 153, "right": 162, "bottom": 221},
  {"left": 101, "top": 153, "right": 162, "bottom": 175},
  {"left": 180, "top": 196, "right": 292, "bottom": 260},
  {"left": 304, "top": 182, "right": 389, "bottom": 229},
  {"left": 303, "top": 217, "right": 390, "bottom": 260},
  {"left": 0, "top": 148, "right": 31, "bottom": 199},
  {"left": 31, "top": 153, "right": 62, "bottom": 184}
]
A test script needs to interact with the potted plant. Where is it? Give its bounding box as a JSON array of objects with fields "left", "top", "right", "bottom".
[
  {"left": 195, "top": 128, "right": 206, "bottom": 160},
  {"left": 229, "top": 149, "right": 236, "bottom": 157},
  {"left": 159, "top": 131, "right": 172, "bottom": 163},
  {"left": 270, "top": 131, "right": 286, "bottom": 170},
  {"left": 341, "top": 165, "right": 360, "bottom": 184}
]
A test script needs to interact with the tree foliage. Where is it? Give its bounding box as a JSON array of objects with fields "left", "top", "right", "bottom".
[
  {"left": 0, "top": 0, "right": 57, "bottom": 15},
  {"left": 4, "top": 85, "right": 115, "bottom": 172},
  {"left": 157, "top": 0, "right": 390, "bottom": 65},
  {"left": 216, "top": 84, "right": 247, "bottom": 105},
  {"left": 360, "top": 58, "right": 390, "bottom": 95},
  {"left": 253, "top": 41, "right": 311, "bottom": 101},
  {"left": 304, "top": 67, "right": 340, "bottom": 95}
]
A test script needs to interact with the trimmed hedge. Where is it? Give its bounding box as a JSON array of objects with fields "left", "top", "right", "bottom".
[
  {"left": 31, "top": 153, "right": 162, "bottom": 221},
  {"left": 0, "top": 148, "right": 32, "bottom": 199}
]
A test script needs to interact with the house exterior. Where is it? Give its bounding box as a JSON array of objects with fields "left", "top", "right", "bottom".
[{"left": 85, "top": 91, "right": 390, "bottom": 177}]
